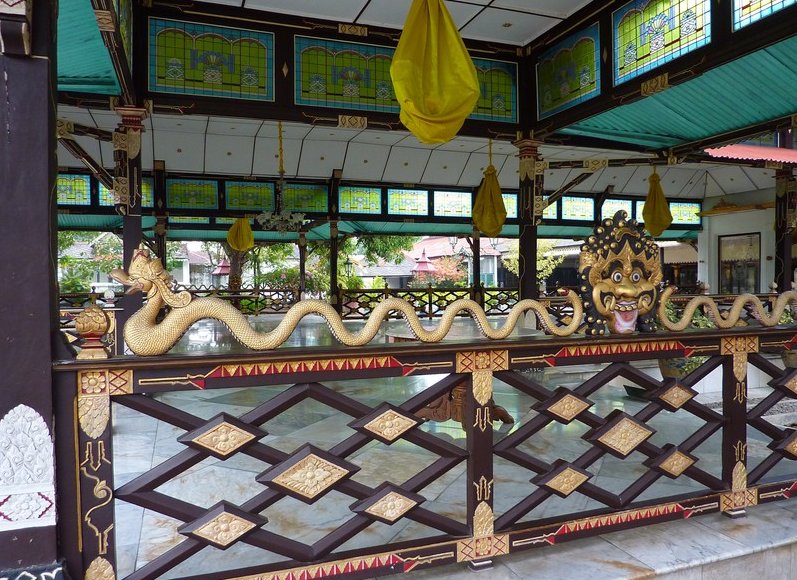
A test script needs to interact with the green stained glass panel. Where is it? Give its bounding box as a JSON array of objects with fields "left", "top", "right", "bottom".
[
  {"left": 339, "top": 186, "right": 381, "bottom": 214},
  {"left": 434, "top": 191, "right": 472, "bottom": 217},
  {"left": 99, "top": 177, "right": 154, "bottom": 207},
  {"left": 388, "top": 189, "right": 428, "bottom": 215},
  {"left": 170, "top": 216, "right": 210, "bottom": 224},
  {"left": 57, "top": 174, "right": 91, "bottom": 205},
  {"left": 167, "top": 178, "right": 218, "bottom": 209},
  {"left": 502, "top": 193, "right": 518, "bottom": 219},
  {"left": 284, "top": 183, "right": 327, "bottom": 213},
  {"left": 543, "top": 197, "right": 557, "bottom": 220},
  {"left": 613, "top": 0, "right": 711, "bottom": 85},
  {"left": 149, "top": 18, "right": 274, "bottom": 101},
  {"left": 670, "top": 201, "right": 701, "bottom": 224},
  {"left": 733, "top": 0, "right": 796, "bottom": 30},
  {"left": 216, "top": 217, "right": 254, "bottom": 225},
  {"left": 635, "top": 200, "right": 646, "bottom": 220},
  {"left": 226, "top": 181, "right": 274, "bottom": 211},
  {"left": 601, "top": 198, "right": 634, "bottom": 219},
  {"left": 561, "top": 196, "right": 594, "bottom": 221}
]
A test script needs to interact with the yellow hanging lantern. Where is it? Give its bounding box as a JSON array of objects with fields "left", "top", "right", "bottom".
[
  {"left": 472, "top": 140, "right": 506, "bottom": 237},
  {"left": 390, "top": 0, "right": 480, "bottom": 144},
  {"left": 227, "top": 217, "right": 254, "bottom": 252},
  {"left": 642, "top": 167, "right": 672, "bottom": 237}
]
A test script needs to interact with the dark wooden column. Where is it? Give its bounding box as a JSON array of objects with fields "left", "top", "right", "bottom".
[
  {"left": 0, "top": 0, "right": 63, "bottom": 574},
  {"left": 113, "top": 106, "right": 148, "bottom": 344},
  {"left": 470, "top": 227, "right": 482, "bottom": 306},
  {"left": 298, "top": 232, "right": 307, "bottom": 297},
  {"left": 514, "top": 138, "right": 544, "bottom": 300},
  {"left": 330, "top": 221, "right": 340, "bottom": 310},
  {"left": 774, "top": 166, "right": 795, "bottom": 292},
  {"left": 153, "top": 159, "right": 168, "bottom": 264}
]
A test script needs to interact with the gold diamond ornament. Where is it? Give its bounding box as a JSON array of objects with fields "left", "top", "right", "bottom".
[
  {"left": 598, "top": 417, "right": 653, "bottom": 456},
  {"left": 273, "top": 454, "right": 349, "bottom": 499},
  {"left": 545, "top": 468, "right": 589, "bottom": 496},
  {"left": 192, "top": 422, "right": 256, "bottom": 457},
  {"left": 364, "top": 491, "right": 417, "bottom": 522},
  {"left": 548, "top": 394, "right": 590, "bottom": 421},
  {"left": 659, "top": 451, "right": 695, "bottom": 477},
  {"left": 193, "top": 512, "right": 256, "bottom": 547},
  {"left": 659, "top": 384, "right": 694, "bottom": 409},
  {"left": 363, "top": 410, "right": 416, "bottom": 442}
]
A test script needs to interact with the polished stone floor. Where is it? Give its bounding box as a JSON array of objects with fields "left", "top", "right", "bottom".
[{"left": 111, "top": 318, "right": 797, "bottom": 578}]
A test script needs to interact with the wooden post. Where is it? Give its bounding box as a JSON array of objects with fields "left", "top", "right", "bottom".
[
  {"left": 774, "top": 166, "right": 795, "bottom": 292},
  {"left": 514, "top": 137, "right": 543, "bottom": 300},
  {"left": 153, "top": 159, "right": 168, "bottom": 265},
  {"left": 471, "top": 227, "right": 482, "bottom": 305},
  {"left": 0, "top": 0, "right": 62, "bottom": 573},
  {"left": 298, "top": 232, "right": 307, "bottom": 297},
  {"left": 330, "top": 221, "right": 340, "bottom": 310}
]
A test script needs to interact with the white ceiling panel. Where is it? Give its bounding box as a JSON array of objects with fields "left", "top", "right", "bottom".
[
  {"left": 618, "top": 166, "right": 657, "bottom": 197},
  {"left": 57, "top": 135, "right": 104, "bottom": 169},
  {"left": 460, "top": 8, "right": 559, "bottom": 45},
  {"left": 497, "top": 154, "right": 519, "bottom": 188},
  {"left": 342, "top": 142, "right": 391, "bottom": 181},
  {"left": 204, "top": 135, "right": 256, "bottom": 175},
  {"left": 382, "top": 147, "right": 432, "bottom": 183},
  {"left": 358, "top": 0, "right": 482, "bottom": 30},
  {"left": 394, "top": 134, "right": 441, "bottom": 149},
  {"left": 679, "top": 171, "right": 708, "bottom": 198},
  {"left": 569, "top": 169, "right": 604, "bottom": 193},
  {"left": 544, "top": 168, "right": 576, "bottom": 191},
  {"left": 305, "top": 126, "right": 365, "bottom": 142},
  {"left": 458, "top": 153, "right": 506, "bottom": 186},
  {"left": 140, "top": 124, "right": 154, "bottom": 171},
  {"left": 99, "top": 140, "right": 114, "bottom": 169},
  {"left": 705, "top": 174, "right": 726, "bottom": 197},
  {"left": 352, "top": 129, "right": 410, "bottom": 146},
  {"left": 708, "top": 165, "right": 758, "bottom": 194},
  {"left": 492, "top": 0, "right": 586, "bottom": 20},
  {"left": 198, "top": 0, "right": 240, "bottom": 6},
  {"left": 741, "top": 167, "right": 777, "bottom": 190},
  {"left": 252, "top": 137, "right": 302, "bottom": 177},
  {"left": 658, "top": 168, "right": 702, "bottom": 198},
  {"left": 242, "top": 0, "right": 368, "bottom": 21},
  {"left": 206, "top": 117, "right": 264, "bottom": 137},
  {"left": 89, "top": 110, "right": 121, "bottom": 132},
  {"left": 152, "top": 114, "right": 209, "bottom": 133},
  {"left": 297, "top": 139, "right": 347, "bottom": 178},
  {"left": 421, "top": 150, "right": 470, "bottom": 185},
  {"left": 438, "top": 136, "right": 492, "bottom": 153},
  {"left": 153, "top": 130, "right": 206, "bottom": 173},
  {"left": 257, "top": 121, "right": 313, "bottom": 140},
  {"left": 588, "top": 166, "right": 637, "bottom": 194},
  {"left": 58, "top": 105, "right": 98, "bottom": 128}
]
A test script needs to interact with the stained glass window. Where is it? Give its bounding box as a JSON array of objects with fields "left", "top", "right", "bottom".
[
  {"left": 216, "top": 217, "right": 254, "bottom": 225},
  {"left": 537, "top": 24, "right": 600, "bottom": 119},
  {"left": 57, "top": 174, "right": 91, "bottom": 205},
  {"left": 99, "top": 178, "right": 154, "bottom": 207},
  {"left": 284, "top": 183, "right": 328, "bottom": 213},
  {"left": 733, "top": 0, "right": 796, "bottom": 29},
  {"left": 543, "top": 197, "right": 557, "bottom": 220},
  {"left": 226, "top": 181, "right": 274, "bottom": 211},
  {"left": 635, "top": 200, "right": 646, "bottom": 221},
  {"left": 388, "top": 189, "right": 428, "bottom": 216},
  {"left": 561, "top": 196, "right": 595, "bottom": 221},
  {"left": 613, "top": 0, "right": 711, "bottom": 85},
  {"left": 166, "top": 179, "right": 218, "bottom": 209},
  {"left": 170, "top": 216, "right": 210, "bottom": 224},
  {"left": 601, "top": 198, "right": 634, "bottom": 219},
  {"left": 339, "top": 186, "right": 381, "bottom": 214},
  {"left": 670, "top": 201, "right": 701, "bottom": 224},
  {"left": 294, "top": 36, "right": 517, "bottom": 123},
  {"left": 502, "top": 193, "right": 518, "bottom": 219},
  {"left": 149, "top": 18, "right": 274, "bottom": 101},
  {"left": 434, "top": 191, "right": 472, "bottom": 218}
]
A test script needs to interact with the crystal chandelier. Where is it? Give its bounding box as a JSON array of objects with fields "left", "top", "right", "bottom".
[{"left": 256, "top": 121, "right": 306, "bottom": 233}]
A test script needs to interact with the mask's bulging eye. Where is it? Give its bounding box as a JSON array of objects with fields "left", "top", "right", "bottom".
[
  {"left": 631, "top": 271, "right": 641, "bottom": 283},
  {"left": 611, "top": 271, "right": 623, "bottom": 283}
]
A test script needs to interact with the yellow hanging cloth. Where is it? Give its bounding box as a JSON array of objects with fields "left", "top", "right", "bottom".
[
  {"left": 472, "top": 140, "right": 506, "bottom": 237},
  {"left": 390, "top": 0, "right": 480, "bottom": 144},
  {"left": 227, "top": 217, "right": 254, "bottom": 252},
  {"left": 642, "top": 167, "right": 672, "bottom": 237}
]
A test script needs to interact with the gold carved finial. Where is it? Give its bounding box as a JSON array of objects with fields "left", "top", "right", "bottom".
[{"left": 76, "top": 305, "right": 110, "bottom": 360}]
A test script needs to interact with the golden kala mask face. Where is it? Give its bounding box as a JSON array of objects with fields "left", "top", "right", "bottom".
[{"left": 578, "top": 212, "right": 662, "bottom": 335}]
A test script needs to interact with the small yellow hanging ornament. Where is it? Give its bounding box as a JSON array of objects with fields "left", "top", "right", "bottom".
[
  {"left": 472, "top": 139, "right": 506, "bottom": 236},
  {"left": 642, "top": 167, "right": 672, "bottom": 237},
  {"left": 390, "top": 0, "right": 480, "bottom": 144},
  {"left": 227, "top": 217, "right": 254, "bottom": 252}
]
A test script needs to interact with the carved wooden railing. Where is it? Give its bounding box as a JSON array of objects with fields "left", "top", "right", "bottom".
[{"left": 54, "top": 319, "right": 797, "bottom": 580}]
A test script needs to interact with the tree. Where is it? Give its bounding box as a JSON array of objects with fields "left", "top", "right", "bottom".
[{"left": 500, "top": 239, "right": 565, "bottom": 283}]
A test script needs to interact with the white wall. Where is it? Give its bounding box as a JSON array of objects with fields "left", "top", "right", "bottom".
[{"left": 697, "top": 196, "right": 775, "bottom": 294}]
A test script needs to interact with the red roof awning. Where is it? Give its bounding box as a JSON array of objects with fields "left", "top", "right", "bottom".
[
  {"left": 411, "top": 249, "right": 436, "bottom": 274},
  {"left": 211, "top": 258, "right": 230, "bottom": 276},
  {"left": 704, "top": 144, "right": 797, "bottom": 163}
]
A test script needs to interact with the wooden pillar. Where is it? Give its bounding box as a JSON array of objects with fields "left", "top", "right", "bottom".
[
  {"left": 113, "top": 106, "right": 148, "bottom": 345},
  {"left": 774, "top": 166, "right": 795, "bottom": 292},
  {"left": 0, "top": 0, "right": 63, "bottom": 573},
  {"left": 298, "top": 232, "right": 307, "bottom": 297},
  {"left": 330, "top": 221, "right": 340, "bottom": 310},
  {"left": 471, "top": 228, "right": 482, "bottom": 306},
  {"left": 514, "top": 138, "right": 544, "bottom": 300},
  {"left": 153, "top": 159, "right": 168, "bottom": 264}
]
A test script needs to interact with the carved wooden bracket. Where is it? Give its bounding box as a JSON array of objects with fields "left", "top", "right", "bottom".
[{"left": 0, "top": 0, "right": 31, "bottom": 56}]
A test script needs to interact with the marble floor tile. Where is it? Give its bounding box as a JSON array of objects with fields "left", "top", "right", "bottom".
[
  {"left": 701, "top": 544, "right": 792, "bottom": 580},
  {"left": 691, "top": 502, "right": 797, "bottom": 550}
]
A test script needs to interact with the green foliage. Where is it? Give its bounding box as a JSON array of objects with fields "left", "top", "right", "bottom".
[
  {"left": 410, "top": 255, "right": 467, "bottom": 288},
  {"left": 659, "top": 300, "right": 714, "bottom": 374},
  {"left": 370, "top": 276, "right": 386, "bottom": 289},
  {"left": 500, "top": 239, "right": 564, "bottom": 283},
  {"left": 340, "top": 273, "right": 364, "bottom": 290}
]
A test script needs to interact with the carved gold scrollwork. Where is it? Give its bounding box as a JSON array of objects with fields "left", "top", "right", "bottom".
[
  {"left": 338, "top": 115, "right": 367, "bottom": 129},
  {"left": 56, "top": 118, "right": 75, "bottom": 139},
  {"left": 85, "top": 556, "right": 115, "bottom": 580},
  {"left": 472, "top": 370, "right": 493, "bottom": 407},
  {"left": 474, "top": 407, "right": 491, "bottom": 432},
  {"left": 338, "top": 23, "right": 368, "bottom": 36},
  {"left": 473, "top": 476, "right": 493, "bottom": 501},
  {"left": 112, "top": 177, "right": 129, "bottom": 206},
  {"left": 582, "top": 159, "right": 608, "bottom": 172},
  {"left": 80, "top": 442, "right": 113, "bottom": 555},
  {"left": 112, "top": 130, "right": 141, "bottom": 159},
  {"left": 518, "top": 156, "right": 535, "bottom": 181},
  {"left": 641, "top": 72, "right": 669, "bottom": 96},
  {"left": 473, "top": 502, "right": 494, "bottom": 538}
]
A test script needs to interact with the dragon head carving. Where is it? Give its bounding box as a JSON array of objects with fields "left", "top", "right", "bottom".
[
  {"left": 110, "top": 249, "right": 191, "bottom": 308},
  {"left": 578, "top": 210, "right": 662, "bottom": 335}
]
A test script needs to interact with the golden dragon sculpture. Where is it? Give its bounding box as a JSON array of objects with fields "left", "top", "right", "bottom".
[
  {"left": 657, "top": 286, "right": 797, "bottom": 331},
  {"left": 111, "top": 250, "right": 583, "bottom": 356}
]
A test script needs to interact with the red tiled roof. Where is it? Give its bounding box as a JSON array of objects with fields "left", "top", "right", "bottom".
[{"left": 704, "top": 144, "right": 797, "bottom": 163}]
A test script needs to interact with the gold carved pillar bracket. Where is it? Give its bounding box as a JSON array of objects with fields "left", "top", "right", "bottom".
[
  {"left": 0, "top": 0, "right": 31, "bottom": 56},
  {"left": 56, "top": 118, "right": 75, "bottom": 140}
]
